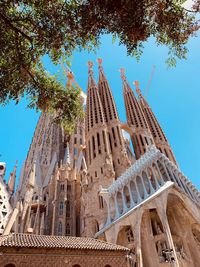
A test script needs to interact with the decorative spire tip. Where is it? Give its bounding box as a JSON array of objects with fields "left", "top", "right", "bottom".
[
  {"left": 134, "top": 80, "right": 142, "bottom": 96},
  {"left": 97, "top": 58, "right": 103, "bottom": 66},
  {"left": 88, "top": 61, "right": 93, "bottom": 69},
  {"left": 120, "top": 68, "right": 126, "bottom": 81}
]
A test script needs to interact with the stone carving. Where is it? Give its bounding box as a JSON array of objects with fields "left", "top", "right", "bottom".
[
  {"left": 81, "top": 169, "right": 89, "bottom": 186},
  {"left": 125, "top": 227, "right": 134, "bottom": 243},
  {"left": 120, "top": 147, "right": 131, "bottom": 167},
  {"left": 126, "top": 248, "right": 136, "bottom": 267},
  {"left": 157, "top": 240, "right": 185, "bottom": 263},
  {"left": 103, "top": 153, "right": 115, "bottom": 179},
  {"left": 153, "top": 220, "right": 163, "bottom": 235},
  {"left": 156, "top": 240, "right": 168, "bottom": 263},
  {"left": 175, "top": 243, "right": 187, "bottom": 260}
]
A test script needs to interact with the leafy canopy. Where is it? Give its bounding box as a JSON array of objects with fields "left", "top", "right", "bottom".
[{"left": 0, "top": 0, "right": 199, "bottom": 133}]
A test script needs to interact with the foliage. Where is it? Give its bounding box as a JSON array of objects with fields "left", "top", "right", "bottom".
[{"left": 0, "top": 0, "right": 199, "bottom": 133}]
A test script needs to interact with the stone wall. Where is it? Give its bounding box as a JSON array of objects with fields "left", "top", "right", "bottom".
[{"left": 0, "top": 247, "right": 128, "bottom": 267}]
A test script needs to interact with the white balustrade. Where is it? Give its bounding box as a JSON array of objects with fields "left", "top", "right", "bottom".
[{"left": 99, "top": 145, "right": 200, "bottom": 231}]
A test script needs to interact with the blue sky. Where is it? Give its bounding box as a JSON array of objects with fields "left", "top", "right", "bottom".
[{"left": 0, "top": 32, "right": 200, "bottom": 189}]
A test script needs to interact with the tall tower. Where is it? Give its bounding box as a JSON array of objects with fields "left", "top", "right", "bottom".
[
  {"left": 16, "top": 112, "right": 65, "bottom": 200},
  {"left": 98, "top": 59, "right": 130, "bottom": 177},
  {"left": 121, "top": 69, "right": 154, "bottom": 159},
  {"left": 0, "top": 162, "right": 13, "bottom": 234},
  {"left": 82, "top": 61, "right": 115, "bottom": 237},
  {"left": 135, "top": 81, "right": 177, "bottom": 165}
]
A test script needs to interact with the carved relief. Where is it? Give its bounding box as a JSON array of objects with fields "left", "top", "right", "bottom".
[
  {"left": 120, "top": 147, "right": 131, "bottom": 168},
  {"left": 103, "top": 153, "right": 115, "bottom": 179},
  {"left": 174, "top": 243, "right": 187, "bottom": 261}
]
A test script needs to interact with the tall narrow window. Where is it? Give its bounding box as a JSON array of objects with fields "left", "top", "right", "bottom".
[
  {"left": 102, "top": 130, "right": 107, "bottom": 152},
  {"left": 112, "top": 127, "right": 117, "bottom": 147},
  {"left": 139, "top": 135, "right": 144, "bottom": 146},
  {"left": 59, "top": 201, "right": 64, "bottom": 215},
  {"left": 99, "top": 196, "right": 104, "bottom": 209},
  {"left": 60, "top": 184, "right": 64, "bottom": 191},
  {"left": 66, "top": 200, "right": 70, "bottom": 217},
  {"left": 74, "top": 148, "right": 78, "bottom": 156},
  {"left": 58, "top": 221, "right": 62, "bottom": 235},
  {"left": 92, "top": 136, "right": 96, "bottom": 158},
  {"left": 108, "top": 133, "right": 112, "bottom": 152},
  {"left": 117, "top": 126, "right": 122, "bottom": 145},
  {"left": 66, "top": 223, "right": 70, "bottom": 235},
  {"left": 97, "top": 132, "right": 101, "bottom": 154},
  {"left": 67, "top": 185, "right": 71, "bottom": 193},
  {"left": 88, "top": 140, "right": 91, "bottom": 164}
]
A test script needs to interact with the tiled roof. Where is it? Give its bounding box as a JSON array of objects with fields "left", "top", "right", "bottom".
[{"left": 0, "top": 234, "right": 128, "bottom": 251}]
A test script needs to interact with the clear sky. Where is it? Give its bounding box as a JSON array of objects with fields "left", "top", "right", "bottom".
[{"left": 0, "top": 32, "right": 200, "bottom": 189}]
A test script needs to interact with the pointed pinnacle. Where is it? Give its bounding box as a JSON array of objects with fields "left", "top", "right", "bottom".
[
  {"left": 88, "top": 61, "right": 94, "bottom": 72},
  {"left": 120, "top": 68, "right": 126, "bottom": 81},
  {"left": 134, "top": 80, "right": 142, "bottom": 96},
  {"left": 97, "top": 58, "right": 103, "bottom": 67}
]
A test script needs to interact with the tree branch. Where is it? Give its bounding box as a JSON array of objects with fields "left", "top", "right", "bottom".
[{"left": 0, "top": 12, "right": 33, "bottom": 43}]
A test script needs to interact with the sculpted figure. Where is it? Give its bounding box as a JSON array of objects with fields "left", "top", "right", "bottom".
[
  {"left": 81, "top": 169, "right": 88, "bottom": 186},
  {"left": 103, "top": 153, "right": 115, "bottom": 179},
  {"left": 120, "top": 147, "right": 131, "bottom": 167}
]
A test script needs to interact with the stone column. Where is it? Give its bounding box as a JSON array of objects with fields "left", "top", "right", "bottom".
[
  {"left": 114, "top": 193, "right": 120, "bottom": 219},
  {"left": 131, "top": 210, "right": 143, "bottom": 267},
  {"left": 121, "top": 189, "right": 128, "bottom": 213},
  {"left": 155, "top": 162, "right": 165, "bottom": 185},
  {"left": 157, "top": 205, "right": 180, "bottom": 267},
  {"left": 127, "top": 183, "right": 134, "bottom": 207}
]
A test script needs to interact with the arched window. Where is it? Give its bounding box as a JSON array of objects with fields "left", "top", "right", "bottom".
[
  {"left": 104, "top": 265, "right": 112, "bottom": 267},
  {"left": 4, "top": 264, "right": 16, "bottom": 267},
  {"left": 58, "top": 221, "right": 62, "bottom": 235},
  {"left": 73, "top": 265, "right": 81, "bottom": 267},
  {"left": 59, "top": 201, "right": 64, "bottom": 215}
]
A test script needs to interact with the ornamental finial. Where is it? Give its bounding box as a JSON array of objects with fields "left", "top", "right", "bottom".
[
  {"left": 134, "top": 80, "right": 142, "bottom": 96},
  {"left": 88, "top": 61, "right": 93, "bottom": 69},
  {"left": 120, "top": 68, "right": 126, "bottom": 81},
  {"left": 97, "top": 58, "right": 103, "bottom": 66}
]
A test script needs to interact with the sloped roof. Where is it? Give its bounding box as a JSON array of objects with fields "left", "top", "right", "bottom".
[{"left": 0, "top": 233, "right": 128, "bottom": 251}]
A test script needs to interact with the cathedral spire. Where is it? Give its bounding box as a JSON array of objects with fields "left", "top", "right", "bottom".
[
  {"left": 64, "top": 142, "right": 71, "bottom": 166},
  {"left": 83, "top": 60, "right": 115, "bottom": 237},
  {"left": 98, "top": 59, "right": 130, "bottom": 176},
  {"left": 135, "top": 81, "right": 177, "bottom": 165},
  {"left": 121, "top": 69, "right": 154, "bottom": 159},
  {"left": 98, "top": 58, "right": 118, "bottom": 122},
  {"left": 88, "top": 61, "right": 97, "bottom": 88}
]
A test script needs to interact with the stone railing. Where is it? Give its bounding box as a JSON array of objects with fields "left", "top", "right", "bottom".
[{"left": 99, "top": 146, "right": 200, "bottom": 229}]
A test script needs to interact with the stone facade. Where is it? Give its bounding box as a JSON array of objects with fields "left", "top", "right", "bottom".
[{"left": 2, "top": 59, "right": 200, "bottom": 267}]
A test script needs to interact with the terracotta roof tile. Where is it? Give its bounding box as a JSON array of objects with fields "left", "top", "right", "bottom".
[{"left": 0, "top": 234, "right": 128, "bottom": 251}]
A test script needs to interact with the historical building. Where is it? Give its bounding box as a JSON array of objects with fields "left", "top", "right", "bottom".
[
  {"left": 0, "top": 162, "right": 16, "bottom": 234},
  {"left": 0, "top": 233, "right": 128, "bottom": 267},
  {"left": 1, "top": 59, "right": 200, "bottom": 267}
]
